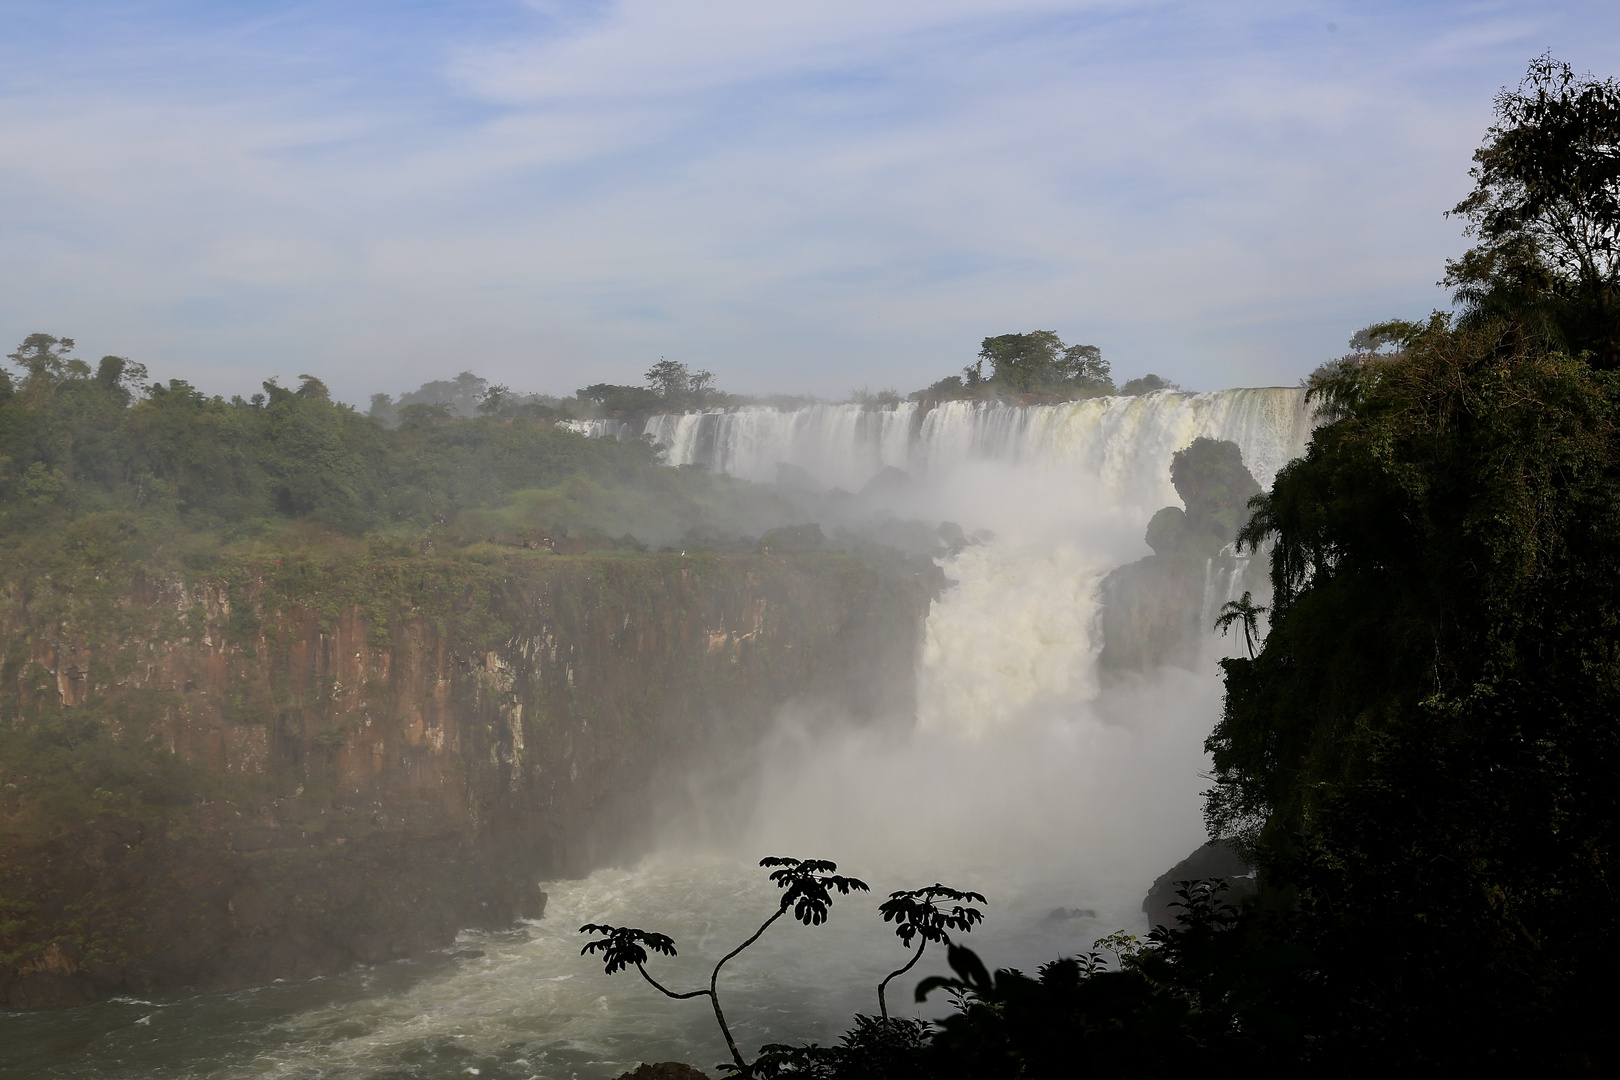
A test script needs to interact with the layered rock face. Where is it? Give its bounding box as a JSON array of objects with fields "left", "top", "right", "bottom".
[
  {"left": 1098, "top": 438, "right": 1264, "bottom": 673},
  {"left": 0, "top": 551, "right": 928, "bottom": 1008}
]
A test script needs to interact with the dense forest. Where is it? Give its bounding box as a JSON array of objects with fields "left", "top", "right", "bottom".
[{"left": 0, "top": 347, "right": 827, "bottom": 561}]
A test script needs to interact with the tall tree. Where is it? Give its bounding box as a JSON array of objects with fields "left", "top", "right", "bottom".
[
  {"left": 973, "top": 331, "right": 1111, "bottom": 394},
  {"left": 1446, "top": 54, "right": 1620, "bottom": 365}
]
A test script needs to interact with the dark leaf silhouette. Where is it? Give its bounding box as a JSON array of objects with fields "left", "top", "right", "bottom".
[
  {"left": 580, "top": 856, "right": 866, "bottom": 1076},
  {"left": 876, "top": 884, "right": 986, "bottom": 1027},
  {"left": 579, "top": 924, "right": 677, "bottom": 976}
]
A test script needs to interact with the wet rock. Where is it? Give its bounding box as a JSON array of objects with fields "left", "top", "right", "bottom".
[
  {"left": 615, "top": 1064, "right": 710, "bottom": 1080},
  {"left": 1142, "top": 839, "right": 1257, "bottom": 931},
  {"left": 937, "top": 521, "right": 970, "bottom": 555},
  {"left": 1099, "top": 438, "right": 1264, "bottom": 673},
  {"left": 1097, "top": 555, "right": 1208, "bottom": 671},
  {"left": 774, "top": 462, "right": 821, "bottom": 491},
  {"left": 1, "top": 554, "right": 926, "bottom": 1008},
  {"left": 858, "top": 466, "right": 912, "bottom": 503}
]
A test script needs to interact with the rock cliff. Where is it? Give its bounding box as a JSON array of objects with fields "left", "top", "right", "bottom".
[
  {"left": 1099, "top": 438, "right": 1264, "bottom": 672},
  {"left": 0, "top": 550, "right": 929, "bottom": 1008}
]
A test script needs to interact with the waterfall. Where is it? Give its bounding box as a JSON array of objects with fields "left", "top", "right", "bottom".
[
  {"left": 1202, "top": 542, "right": 1264, "bottom": 652},
  {"left": 647, "top": 389, "right": 1314, "bottom": 740},
  {"left": 559, "top": 417, "right": 632, "bottom": 440},
  {"left": 643, "top": 388, "right": 1310, "bottom": 503}
]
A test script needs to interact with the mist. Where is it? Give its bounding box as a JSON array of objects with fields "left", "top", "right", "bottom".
[
  {"left": 560, "top": 387, "right": 1311, "bottom": 1053},
  {"left": 637, "top": 387, "right": 1308, "bottom": 857}
]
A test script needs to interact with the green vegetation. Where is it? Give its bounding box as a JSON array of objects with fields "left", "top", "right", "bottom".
[
  {"left": 0, "top": 708, "right": 224, "bottom": 828},
  {"left": 367, "top": 359, "right": 730, "bottom": 426},
  {"left": 966, "top": 332, "right": 1111, "bottom": 396},
  {"left": 0, "top": 336, "right": 805, "bottom": 557},
  {"left": 1444, "top": 53, "right": 1620, "bottom": 368},
  {"left": 909, "top": 331, "right": 1113, "bottom": 402},
  {"left": 368, "top": 370, "right": 576, "bottom": 427},
  {"left": 1117, "top": 373, "right": 1181, "bottom": 396},
  {"left": 576, "top": 358, "right": 730, "bottom": 420},
  {"left": 906, "top": 331, "right": 1184, "bottom": 403},
  {"left": 0, "top": 335, "right": 857, "bottom": 986}
]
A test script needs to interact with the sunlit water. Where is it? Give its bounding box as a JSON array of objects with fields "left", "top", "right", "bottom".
[{"left": 4, "top": 391, "right": 1310, "bottom": 1078}]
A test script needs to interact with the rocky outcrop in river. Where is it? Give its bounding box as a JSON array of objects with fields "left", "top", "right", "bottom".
[{"left": 1098, "top": 438, "right": 1264, "bottom": 672}]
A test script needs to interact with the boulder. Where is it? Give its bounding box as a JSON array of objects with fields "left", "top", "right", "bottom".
[
  {"left": 1142, "top": 839, "right": 1256, "bottom": 931},
  {"left": 615, "top": 1064, "right": 710, "bottom": 1080},
  {"left": 1098, "top": 438, "right": 1264, "bottom": 673}
]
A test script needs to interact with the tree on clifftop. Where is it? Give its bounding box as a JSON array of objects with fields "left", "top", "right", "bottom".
[
  {"left": 968, "top": 331, "right": 1112, "bottom": 396},
  {"left": 1446, "top": 53, "right": 1620, "bottom": 365}
]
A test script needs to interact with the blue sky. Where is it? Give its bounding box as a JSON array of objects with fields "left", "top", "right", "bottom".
[{"left": 2, "top": 1, "right": 1618, "bottom": 404}]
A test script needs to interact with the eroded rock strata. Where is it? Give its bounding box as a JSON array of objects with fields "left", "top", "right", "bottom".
[{"left": 0, "top": 551, "right": 928, "bottom": 1007}]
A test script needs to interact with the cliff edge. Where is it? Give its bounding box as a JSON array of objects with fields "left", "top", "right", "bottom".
[{"left": 0, "top": 549, "right": 928, "bottom": 1007}]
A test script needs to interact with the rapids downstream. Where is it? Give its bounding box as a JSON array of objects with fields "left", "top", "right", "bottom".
[{"left": 4, "top": 389, "right": 1310, "bottom": 1080}]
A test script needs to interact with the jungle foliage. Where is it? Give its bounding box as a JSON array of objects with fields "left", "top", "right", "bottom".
[
  {"left": 1201, "top": 54, "right": 1620, "bottom": 1070},
  {"left": 577, "top": 358, "right": 728, "bottom": 419},
  {"left": 906, "top": 333, "right": 1183, "bottom": 403},
  {"left": 0, "top": 339, "right": 806, "bottom": 558},
  {"left": 1445, "top": 54, "right": 1620, "bottom": 368},
  {"left": 0, "top": 339, "right": 807, "bottom": 839},
  {"left": 1194, "top": 58, "right": 1620, "bottom": 1069},
  {"left": 1201, "top": 308, "right": 1620, "bottom": 1069},
  {"left": 967, "top": 332, "right": 1112, "bottom": 396}
]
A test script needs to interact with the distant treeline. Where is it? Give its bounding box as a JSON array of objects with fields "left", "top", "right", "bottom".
[
  {"left": 367, "top": 343, "right": 1181, "bottom": 429},
  {"left": 0, "top": 349, "right": 647, "bottom": 536},
  {"left": 365, "top": 358, "right": 737, "bottom": 427},
  {"left": 0, "top": 329, "right": 1172, "bottom": 556},
  {"left": 0, "top": 344, "right": 818, "bottom": 559}
]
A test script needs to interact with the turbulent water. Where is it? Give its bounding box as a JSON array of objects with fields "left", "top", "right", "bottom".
[{"left": 5, "top": 390, "right": 1311, "bottom": 1080}]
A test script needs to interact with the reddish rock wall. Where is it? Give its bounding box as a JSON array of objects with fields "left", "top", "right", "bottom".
[{"left": 0, "top": 551, "right": 928, "bottom": 1007}]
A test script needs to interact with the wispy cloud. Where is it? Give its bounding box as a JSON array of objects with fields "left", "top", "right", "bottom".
[{"left": 0, "top": 0, "right": 1616, "bottom": 402}]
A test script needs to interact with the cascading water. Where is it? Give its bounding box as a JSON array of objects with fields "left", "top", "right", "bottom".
[
  {"left": 557, "top": 418, "right": 632, "bottom": 440},
  {"left": 644, "top": 389, "right": 1309, "bottom": 500},
  {"left": 651, "top": 389, "right": 1308, "bottom": 738},
  {"left": 6, "top": 390, "right": 1313, "bottom": 1080}
]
